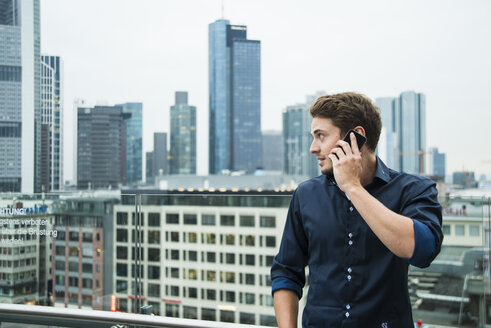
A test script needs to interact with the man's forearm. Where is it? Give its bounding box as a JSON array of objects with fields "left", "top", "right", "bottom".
[
  {"left": 274, "top": 289, "right": 299, "bottom": 328},
  {"left": 346, "top": 185, "right": 415, "bottom": 259}
]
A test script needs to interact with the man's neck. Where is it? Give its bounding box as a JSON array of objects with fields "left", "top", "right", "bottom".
[{"left": 360, "top": 152, "right": 377, "bottom": 187}]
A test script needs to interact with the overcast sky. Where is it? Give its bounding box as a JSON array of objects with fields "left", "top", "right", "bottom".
[{"left": 40, "top": 0, "right": 491, "bottom": 180}]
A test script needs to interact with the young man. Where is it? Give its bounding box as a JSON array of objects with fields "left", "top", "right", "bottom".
[{"left": 271, "top": 92, "right": 443, "bottom": 327}]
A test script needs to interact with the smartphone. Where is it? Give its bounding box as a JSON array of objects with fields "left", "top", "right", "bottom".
[{"left": 342, "top": 129, "right": 366, "bottom": 150}]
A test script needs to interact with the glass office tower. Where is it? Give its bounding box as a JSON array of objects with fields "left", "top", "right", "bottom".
[
  {"left": 117, "top": 102, "right": 143, "bottom": 185},
  {"left": 0, "top": 0, "right": 41, "bottom": 192},
  {"left": 208, "top": 20, "right": 262, "bottom": 174}
]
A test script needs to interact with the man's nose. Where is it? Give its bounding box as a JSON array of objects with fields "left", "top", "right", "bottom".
[{"left": 310, "top": 140, "right": 319, "bottom": 154}]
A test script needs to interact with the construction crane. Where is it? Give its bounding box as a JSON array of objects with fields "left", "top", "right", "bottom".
[{"left": 395, "top": 150, "right": 434, "bottom": 175}]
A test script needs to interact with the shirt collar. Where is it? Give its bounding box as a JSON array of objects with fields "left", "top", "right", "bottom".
[{"left": 373, "top": 156, "right": 391, "bottom": 184}]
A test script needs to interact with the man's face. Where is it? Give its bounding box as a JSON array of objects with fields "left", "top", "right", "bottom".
[{"left": 310, "top": 117, "right": 342, "bottom": 175}]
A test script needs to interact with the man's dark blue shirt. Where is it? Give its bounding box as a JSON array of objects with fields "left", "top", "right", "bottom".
[{"left": 271, "top": 158, "right": 443, "bottom": 328}]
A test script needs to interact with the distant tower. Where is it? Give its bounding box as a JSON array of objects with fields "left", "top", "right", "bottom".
[
  {"left": 0, "top": 0, "right": 42, "bottom": 192},
  {"left": 262, "top": 130, "right": 283, "bottom": 172},
  {"left": 41, "top": 55, "right": 64, "bottom": 191},
  {"left": 153, "top": 132, "right": 168, "bottom": 177},
  {"left": 208, "top": 19, "right": 262, "bottom": 174},
  {"left": 376, "top": 91, "right": 426, "bottom": 175},
  {"left": 117, "top": 102, "right": 143, "bottom": 185},
  {"left": 169, "top": 92, "right": 196, "bottom": 175},
  {"left": 77, "top": 106, "right": 129, "bottom": 189}
]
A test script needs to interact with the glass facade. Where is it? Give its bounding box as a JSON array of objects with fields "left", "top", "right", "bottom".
[
  {"left": 117, "top": 102, "right": 143, "bottom": 185},
  {"left": 169, "top": 92, "right": 196, "bottom": 175},
  {"left": 208, "top": 20, "right": 262, "bottom": 174}
]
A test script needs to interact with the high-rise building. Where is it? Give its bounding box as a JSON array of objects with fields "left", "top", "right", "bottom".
[
  {"left": 77, "top": 106, "right": 129, "bottom": 189},
  {"left": 427, "top": 147, "right": 446, "bottom": 180},
  {"left": 0, "top": 0, "right": 41, "bottom": 192},
  {"left": 153, "top": 132, "right": 168, "bottom": 177},
  {"left": 41, "top": 55, "right": 64, "bottom": 191},
  {"left": 208, "top": 19, "right": 262, "bottom": 174},
  {"left": 146, "top": 151, "right": 154, "bottom": 184},
  {"left": 117, "top": 102, "right": 142, "bottom": 185},
  {"left": 453, "top": 171, "right": 477, "bottom": 189},
  {"left": 169, "top": 92, "right": 196, "bottom": 175},
  {"left": 376, "top": 91, "right": 426, "bottom": 175},
  {"left": 262, "top": 130, "right": 283, "bottom": 172}
]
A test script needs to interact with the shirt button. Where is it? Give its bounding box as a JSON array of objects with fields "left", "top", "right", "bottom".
[
  {"left": 348, "top": 233, "right": 353, "bottom": 238},
  {"left": 345, "top": 312, "right": 350, "bottom": 318},
  {"left": 348, "top": 240, "right": 353, "bottom": 246},
  {"left": 346, "top": 304, "right": 351, "bottom": 310},
  {"left": 347, "top": 267, "right": 352, "bottom": 273},
  {"left": 349, "top": 206, "right": 354, "bottom": 212},
  {"left": 347, "top": 275, "right": 352, "bottom": 281}
]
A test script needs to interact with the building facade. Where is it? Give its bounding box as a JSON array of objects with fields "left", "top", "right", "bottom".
[
  {"left": 113, "top": 191, "right": 291, "bottom": 325},
  {"left": 261, "top": 130, "right": 283, "bottom": 172},
  {"left": 0, "top": 0, "right": 41, "bottom": 193},
  {"left": 41, "top": 55, "right": 64, "bottom": 191},
  {"left": 153, "top": 133, "right": 168, "bottom": 177},
  {"left": 283, "top": 104, "right": 318, "bottom": 177},
  {"left": 169, "top": 92, "right": 196, "bottom": 175},
  {"left": 376, "top": 91, "right": 426, "bottom": 175},
  {"left": 208, "top": 19, "right": 262, "bottom": 174},
  {"left": 117, "top": 103, "right": 142, "bottom": 186},
  {"left": 77, "top": 106, "right": 129, "bottom": 189}
]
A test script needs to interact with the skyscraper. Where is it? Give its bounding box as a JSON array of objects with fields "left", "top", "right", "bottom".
[
  {"left": 153, "top": 132, "right": 167, "bottom": 177},
  {"left": 376, "top": 91, "right": 426, "bottom": 175},
  {"left": 0, "top": 0, "right": 41, "bottom": 192},
  {"left": 283, "top": 104, "right": 318, "bottom": 177},
  {"left": 262, "top": 130, "right": 283, "bottom": 172},
  {"left": 208, "top": 19, "right": 262, "bottom": 174},
  {"left": 41, "top": 55, "right": 64, "bottom": 191},
  {"left": 427, "top": 147, "right": 446, "bottom": 180},
  {"left": 77, "top": 106, "right": 129, "bottom": 189},
  {"left": 117, "top": 102, "right": 143, "bottom": 185},
  {"left": 169, "top": 91, "right": 196, "bottom": 175}
]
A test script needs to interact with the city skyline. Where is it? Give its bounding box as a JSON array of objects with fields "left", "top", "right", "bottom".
[{"left": 40, "top": 0, "right": 491, "bottom": 180}]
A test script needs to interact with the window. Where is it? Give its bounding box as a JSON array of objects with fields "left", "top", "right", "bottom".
[
  {"left": 117, "top": 229, "right": 128, "bottom": 242},
  {"left": 470, "top": 225, "right": 480, "bottom": 236},
  {"left": 202, "top": 214, "right": 215, "bottom": 226},
  {"left": 166, "top": 213, "right": 179, "bottom": 224},
  {"left": 202, "top": 233, "right": 216, "bottom": 244},
  {"left": 245, "top": 292, "right": 255, "bottom": 304},
  {"left": 148, "top": 213, "right": 160, "bottom": 226},
  {"left": 225, "top": 253, "right": 235, "bottom": 264},
  {"left": 117, "top": 212, "right": 128, "bottom": 225},
  {"left": 69, "top": 231, "right": 79, "bottom": 241},
  {"left": 171, "top": 267, "right": 179, "bottom": 278},
  {"left": 265, "top": 236, "right": 276, "bottom": 247},
  {"left": 225, "top": 271, "right": 235, "bottom": 283},
  {"left": 224, "top": 234, "right": 235, "bottom": 245},
  {"left": 170, "top": 231, "right": 179, "bottom": 242},
  {"left": 260, "top": 215, "right": 276, "bottom": 227},
  {"left": 207, "top": 252, "right": 216, "bottom": 263},
  {"left": 148, "top": 283, "right": 160, "bottom": 297},
  {"left": 243, "top": 234, "right": 255, "bottom": 246},
  {"left": 220, "top": 309, "right": 235, "bottom": 323},
  {"left": 188, "top": 269, "right": 197, "bottom": 280},
  {"left": 171, "top": 249, "right": 179, "bottom": 260},
  {"left": 116, "top": 263, "right": 127, "bottom": 277},
  {"left": 442, "top": 225, "right": 450, "bottom": 235},
  {"left": 183, "top": 306, "right": 197, "bottom": 319},
  {"left": 225, "top": 291, "right": 235, "bottom": 302},
  {"left": 455, "top": 225, "right": 465, "bottom": 236},
  {"left": 240, "top": 312, "right": 255, "bottom": 325},
  {"left": 184, "top": 214, "right": 197, "bottom": 225},
  {"left": 260, "top": 314, "right": 276, "bottom": 326},
  {"left": 240, "top": 215, "right": 255, "bottom": 227},
  {"left": 206, "top": 289, "right": 216, "bottom": 300},
  {"left": 188, "top": 232, "right": 197, "bottom": 243},
  {"left": 245, "top": 254, "right": 255, "bottom": 266},
  {"left": 188, "top": 287, "right": 197, "bottom": 298},
  {"left": 206, "top": 270, "right": 216, "bottom": 282},
  {"left": 220, "top": 215, "right": 235, "bottom": 226},
  {"left": 165, "top": 303, "right": 179, "bottom": 317},
  {"left": 116, "top": 247, "right": 127, "bottom": 259},
  {"left": 189, "top": 250, "right": 197, "bottom": 262},
  {"left": 201, "top": 308, "right": 216, "bottom": 321},
  {"left": 148, "top": 230, "right": 160, "bottom": 244},
  {"left": 82, "top": 263, "right": 92, "bottom": 273},
  {"left": 170, "top": 285, "right": 179, "bottom": 296},
  {"left": 148, "top": 266, "right": 160, "bottom": 279},
  {"left": 148, "top": 248, "right": 160, "bottom": 262},
  {"left": 116, "top": 280, "right": 127, "bottom": 292}
]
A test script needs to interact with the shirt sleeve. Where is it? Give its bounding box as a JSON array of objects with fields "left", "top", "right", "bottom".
[
  {"left": 271, "top": 190, "right": 309, "bottom": 299},
  {"left": 401, "top": 178, "right": 443, "bottom": 268}
]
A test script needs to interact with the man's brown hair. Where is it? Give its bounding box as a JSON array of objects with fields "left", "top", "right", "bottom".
[{"left": 310, "top": 92, "right": 382, "bottom": 151}]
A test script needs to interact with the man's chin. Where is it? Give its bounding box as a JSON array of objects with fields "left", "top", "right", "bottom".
[{"left": 320, "top": 166, "right": 333, "bottom": 176}]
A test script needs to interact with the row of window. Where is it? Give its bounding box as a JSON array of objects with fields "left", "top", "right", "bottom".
[
  {"left": 0, "top": 257, "right": 36, "bottom": 268},
  {"left": 0, "top": 245, "right": 36, "bottom": 255},
  {"left": 55, "top": 231, "right": 100, "bottom": 242},
  {"left": 442, "top": 224, "right": 480, "bottom": 237},
  {"left": 55, "top": 261, "right": 101, "bottom": 273},
  {"left": 116, "top": 212, "right": 276, "bottom": 228},
  {"left": 0, "top": 270, "right": 36, "bottom": 281},
  {"left": 116, "top": 229, "right": 276, "bottom": 247}
]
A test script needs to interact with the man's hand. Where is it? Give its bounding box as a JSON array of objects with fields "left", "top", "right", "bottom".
[{"left": 328, "top": 132, "right": 363, "bottom": 192}]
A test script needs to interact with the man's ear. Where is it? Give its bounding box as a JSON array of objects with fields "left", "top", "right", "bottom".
[{"left": 353, "top": 126, "right": 366, "bottom": 137}]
